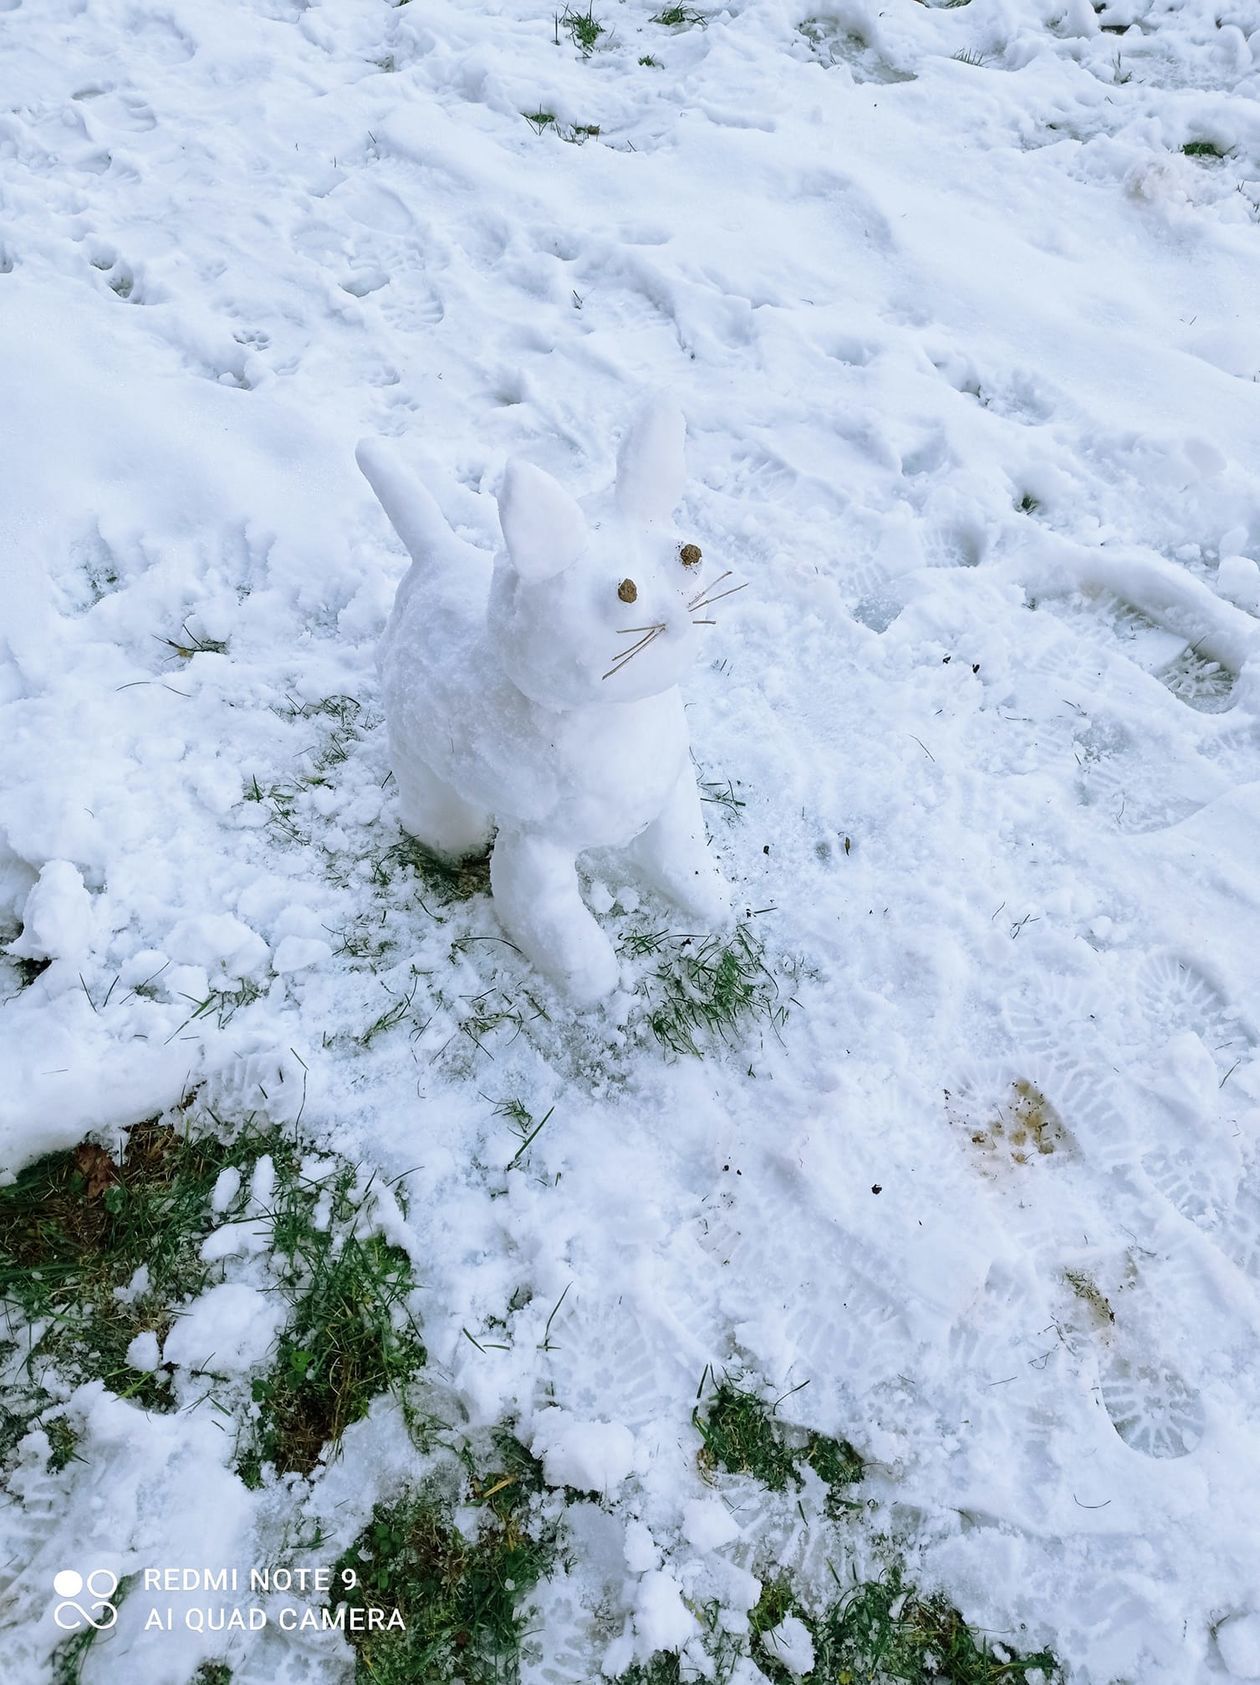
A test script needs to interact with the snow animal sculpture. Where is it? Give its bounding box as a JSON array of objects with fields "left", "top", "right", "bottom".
[{"left": 357, "top": 401, "right": 737, "bottom": 1005}]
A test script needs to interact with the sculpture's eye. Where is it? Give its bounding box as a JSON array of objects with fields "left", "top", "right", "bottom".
[
  {"left": 679, "top": 543, "right": 702, "bottom": 568},
  {"left": 617, "top": 578, "right": 638, "bottom": 603}
]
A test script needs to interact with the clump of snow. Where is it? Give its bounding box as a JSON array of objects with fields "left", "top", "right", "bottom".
[
  {"left": 271, "top": 934, "right": 332, "bottom": 974},
  {"left": 6, "top": 861, "right": 93, "bottom": 965},
  {"left": 1218, "top": 555, "right": 1260, "bottom": 612},
  {"left": 633, "top": 1569, "right": 699, "bottom": 1654},
  {"left": 125, "top": 1330, "right": 161, "bottom": 1374},
  {"left": 210, "top": 1166, "right": 241, "bottom": 1214},
  {"left": 248, "top": 1155, "right": 276, "bottom": 1210},
  {"left": 531, "top": 1408, "right": 636, "bottom": 1495},
  {"left": 1218, "top": 1613, "right": 1260, "bottom": 1680},
  {"left": 762, "top": 1614, "right": 815, "bottom": 1677},
  {"left": 114, "top": 1264, "right": 150, "bottom": 1306},
  {"left": 161, "top": 1283, "right": 284, "bottom": 1376},
  {"left": 623, "top": 1518, "right": 661, "bottom": 1574},
  {"left": 681, "top": 1497, "right": 739, "bottom": 1554},
  {"left": 167, "top": 912, "right": 268, "bottom": 980}
]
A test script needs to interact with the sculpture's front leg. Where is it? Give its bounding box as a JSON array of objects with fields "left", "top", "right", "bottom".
[
  {"left": 629, "top": 768, "right": 730, "bottom": 925},
  {"left": 490, "top": 827, "right": 620, "bottom": 1005}
]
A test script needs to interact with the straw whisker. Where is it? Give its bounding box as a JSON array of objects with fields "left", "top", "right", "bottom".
[
  {"left": 688, "top": 570, "right": 732, "bottom": 611},
  {"left": 603, "top": 625, "right": 663, "bottom": 680},
  {"left": 689, "top": 581, "right": 748, "bottom": 612}
]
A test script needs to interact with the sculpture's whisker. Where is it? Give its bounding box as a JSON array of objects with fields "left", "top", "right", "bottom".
[
  {"left": 688, "top": 570, "right": 732, "bottom": 610},
  {"left": 692, "top": 618, "right": 716, "bottom": 625},
  {"left": 688, "top": 581, "right": 748, "bottom": 612},
  {"left": 613, "top": 624, "right": 665, "bottom": 659},
  {"left": 603, "top": 626, "right": 662, "bottom": 680}
]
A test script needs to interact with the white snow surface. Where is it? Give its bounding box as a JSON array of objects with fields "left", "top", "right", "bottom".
[{"left": 1, "top": 0, "right": 1260, "bottom": 1681}]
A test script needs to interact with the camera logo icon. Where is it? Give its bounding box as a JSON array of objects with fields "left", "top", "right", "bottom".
[{"left": 52, "top": 1569, "right": 119, "bottom": 1631}]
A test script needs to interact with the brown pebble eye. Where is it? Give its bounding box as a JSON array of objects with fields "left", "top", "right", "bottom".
[
  {"left": 679, "top": 543, "right": 702, "bottom": 567},
  {"left": 617, "top": 578, "right": 638, "bottom": 603}
]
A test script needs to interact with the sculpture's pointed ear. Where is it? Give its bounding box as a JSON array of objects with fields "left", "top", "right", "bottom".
[
  {"left": 616, "top": 397, "right": 686, "bottom": 525},
  {"left": 497, "top": 459, "right": 588, "bottom": 582},
  {"left": 357, "top": 438, "right": 453, "bottom": 567}
]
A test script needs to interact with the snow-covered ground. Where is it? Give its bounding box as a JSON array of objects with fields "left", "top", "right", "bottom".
[{"left": 3, "top": 0, "right": 1260, "bottom": 1679}]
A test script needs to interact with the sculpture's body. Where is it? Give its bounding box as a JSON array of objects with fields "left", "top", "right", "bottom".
[{"left": 358, "top": 400, "right": 731, "bottom": 1004}]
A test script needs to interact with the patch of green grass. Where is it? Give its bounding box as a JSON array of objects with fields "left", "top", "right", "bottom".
[
  {"left": 694, "top": 1377, "right": 864, "bottom": 1509},
  {"left": 51, "top": 1626, "right": 99, "bottom": 1685},
  {"left": 626, "top": 924, "right": 789, "bottom": 1058},
  {"left": 333, "top": 1434, "right": 558, "bottom": 1682},
  {"left": 0, "top": 1118, "right": 288, "bottom": 1430},
  {"left": 614, "top": 1600, "right": 747, "bottom": 1682},
  {"left": 695, "top": 1378, "right": 803, "bottom": 1491},
  {"left": 558, "top": 4, "right": 604, "bottom": 54},
  {"left": 810, "top": 1566, "right": 1059, "bottom": 1683},
  {"left": 44, "top": 1414, "right": 82, "bottom": 1472},
  {"left": 245, "top": 773, "right": 310, "bottom": 846},
  {"left": 651, "top": 4, "right": 706, "bottom": 25},
  {"left": 524, "top": 108, "right": 559, "bottom": 134},
  {"left": 689, "top": 1381, "right": 1055, "bottom": 1682},
  {"left": 238, "top": 1167, "right": 425, "bottom": 1485},
  {"left": 191, "top": 1665, "right": 233, "bottom": 1685},
  {"left": 1018, "top": 492, "right": 1041, "bottom": 514},
  {"left": 279, "top": 693, "right": 373, "bottom": 779},
  {"left": 750, "top": 1576, "right": 799, "bottom": 1640},
  {"left": 0, "top": 1111, "right": 425, "bottom": 1484},
  {"left": 639, "top": 53, "right": 661, "bottom": 67},
  {"left": 2, "top": 950, "right": 51, "bottom": 995},
  {"left": 372, "top": 833, "right": 492, "bottom": 904},
  {"left": 1182, "top": 139, "right": 1227, "bottom": 159}
]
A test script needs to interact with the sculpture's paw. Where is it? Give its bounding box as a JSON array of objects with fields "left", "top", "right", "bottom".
[{"left": 561, "top": 932, "right": 621, "bottom": 1008}]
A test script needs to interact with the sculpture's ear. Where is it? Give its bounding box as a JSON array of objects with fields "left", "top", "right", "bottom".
[
  {"left": 616, "top": 396, "right": 686, "bottom": 526},
  {"left": 497, "top": 459, "right": 588, "bottom": 582},
  {"left": 357, "top": 438, "right": 453, "bottom": 567}
]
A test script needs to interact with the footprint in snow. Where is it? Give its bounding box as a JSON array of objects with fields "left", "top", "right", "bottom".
[
  {"left": 1132, "top": 951, "right": 1254, "bottom": 1077},
  {"left": 72, "top": 85, "right": 157, "bottom": 133},
  {"left": 536, "top": 1291, "right": 688, "bottom": 1432},
  {"left": 1062, "top": 1273, "right": 1207, "bottom": 1461},
  {"left": 230, "top": 1620, "right": 353, "bottom": 1685},
  {"left": 0, "top": 1453, "right": 76, "bottom": 1618},
  {"left": 521, "top": 1569, "right": 604, "bottom": 1685},
  {"left": 698, "top": 1175, "right": 913, "bottom": 1386}
]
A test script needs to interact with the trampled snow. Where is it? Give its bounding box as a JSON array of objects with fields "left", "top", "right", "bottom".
[{"left": 2, "top": 0, "right": 1260, "bottom": 1680}]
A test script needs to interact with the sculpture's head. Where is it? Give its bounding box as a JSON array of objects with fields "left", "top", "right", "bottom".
[{"left": 490, "top": 399, "right": 740, "bottom": 708}]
